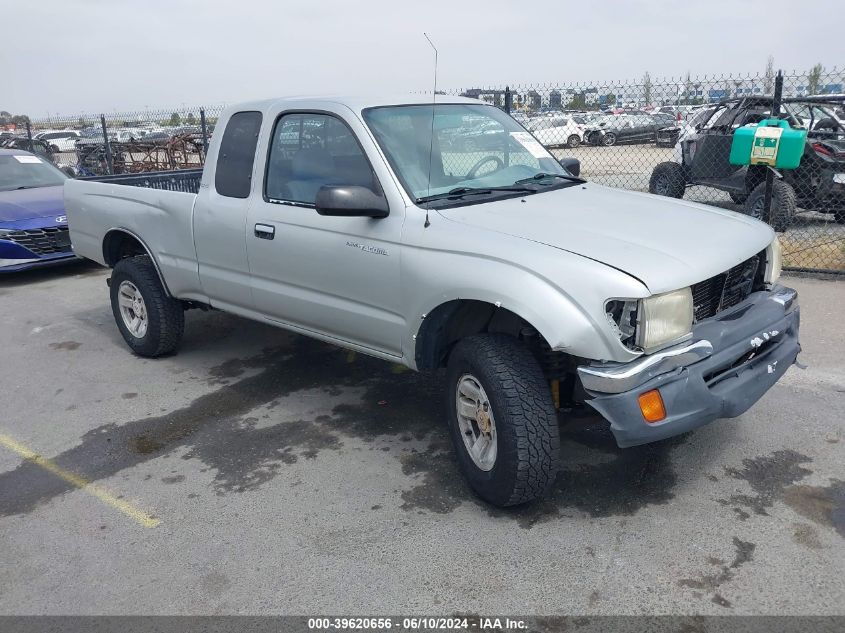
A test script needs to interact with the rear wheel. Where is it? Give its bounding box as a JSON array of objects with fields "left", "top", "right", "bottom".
[
  {"left": 649, "top": 162, "right": 686, "bottom": 199},
  {"left": 744, "top": 180, "right": 796, "bottom": 232},
  {"left": 110, "top": 256, "right": 184, "bottom": 357},
  {"left": 567, "top": 134, "right": 581, "bottom": 149},
  {"left": 446, "top": 334, "right": 560, "bottom": 507}
]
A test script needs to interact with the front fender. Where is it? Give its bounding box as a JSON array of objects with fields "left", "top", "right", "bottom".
[{"left": 402, "top": 243, "right": 648, "bottom": 367}]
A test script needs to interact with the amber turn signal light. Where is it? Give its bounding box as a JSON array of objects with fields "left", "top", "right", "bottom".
[{"left": 638, "top": 389, "right": 666, "bottom": 423}]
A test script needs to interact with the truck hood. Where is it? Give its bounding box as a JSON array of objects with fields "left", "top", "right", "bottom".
[
  {"left": 0, "top": 185, "right": 66, "bottom": 223},
  {"left": 439, "top": 183, "right": 774, "bottom": 293}
]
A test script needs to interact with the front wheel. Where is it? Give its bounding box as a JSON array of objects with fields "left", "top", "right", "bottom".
[
  {"left": 602, "top": 132, "right": 617, "bottom": 146},
  {"left": 649, "top": 161, "right": 686, "bottom": 198},
  {"left": 446, "top": 334, "right": 560, "bottom": 507},
  {"left": 567, "top": 134, "right": 581, "bottom": 149},
  {"left": 744, "top": 180, "right": 796, "bottom": 232},
  {"left": 110, "top": 256, "right": 184, "bottom": 357}
]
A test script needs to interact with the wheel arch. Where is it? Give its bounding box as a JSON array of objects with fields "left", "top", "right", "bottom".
[
  {"left": 102, "top": 228, "right": 172, "bottom": 296},
  {"left": 414, "top": 298, "right": 580, "bottom": 376}
]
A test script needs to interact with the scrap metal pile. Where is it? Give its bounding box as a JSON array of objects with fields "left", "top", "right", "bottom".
[{"left": 76, "top": 133, "right": 207, "bottom": 175}]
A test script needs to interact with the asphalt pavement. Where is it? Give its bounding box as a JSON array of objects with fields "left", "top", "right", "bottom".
[{"left": 0, "top": 262, "right": 842, "bottom": 615}]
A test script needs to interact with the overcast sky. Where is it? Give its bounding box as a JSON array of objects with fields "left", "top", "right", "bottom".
[{"left": 3, "top": 0, "right": 843, "bottom": 116}]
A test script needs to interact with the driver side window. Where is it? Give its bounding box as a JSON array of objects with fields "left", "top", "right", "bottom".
[{"left": 265, "top": 113, "right": 378, "bottom": 205}]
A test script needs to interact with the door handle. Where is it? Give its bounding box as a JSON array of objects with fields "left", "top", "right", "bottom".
[{"left": 254, "top": 223, "right": 275, "bottom": 240}]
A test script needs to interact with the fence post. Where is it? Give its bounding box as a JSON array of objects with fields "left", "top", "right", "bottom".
[
  {"left": 100, "top": 114, "right": 114, "bottom": 175},
  {"left": 762, "top": 71, "right": 783, "bottom": 227},
  {"left": 504, "top": 86, "right": 512, "bottom": 114},
  {"left": 25, "top": 120, "right": 34, "bottom": 153},
  {"left": 200, "top": 108, "right": 209, "bottom": 160}
]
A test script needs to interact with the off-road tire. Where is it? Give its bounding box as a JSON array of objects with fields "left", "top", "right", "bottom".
[
  {"left": 446, "top": 334, "right": 560, "bottom": 507},
  {"left": 649, "top": 162, "right": 686, "bottom": 199},
  {"left": 567, "top": 134, "right": 581, "bottom": 149},
  {"left": 110, "top": 256, "right": 184, "bottom": 357},
  {"left": 744, "top": 180, "right": 796, "bottom": 232}
]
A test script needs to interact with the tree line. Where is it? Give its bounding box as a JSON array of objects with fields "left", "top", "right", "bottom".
[{"left": 0, "top": 111, "right": 31, "bottom": 127}]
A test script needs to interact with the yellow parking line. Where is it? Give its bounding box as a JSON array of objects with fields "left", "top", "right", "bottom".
[{"left": 0, "top": 433, "right": 160, "bottom": 529}]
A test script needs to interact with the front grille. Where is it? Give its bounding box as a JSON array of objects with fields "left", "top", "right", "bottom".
[
  {"left": 691, "top": 253, "right": 762, "bottom": 321},
  {"left": 0, "top": 226, "right": 71, "bottom": 255}
]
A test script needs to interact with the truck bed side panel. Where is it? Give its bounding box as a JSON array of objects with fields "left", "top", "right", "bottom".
[{"left": 64, "top": 179, "right": 202, "bottom": 298}]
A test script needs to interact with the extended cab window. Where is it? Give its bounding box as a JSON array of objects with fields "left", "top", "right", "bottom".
[
  {"left": 265, "top": 113, "right": 378, "bottom": 205},
  {"left": 215, "top": 111, "right": 262, "bottom": 199}
]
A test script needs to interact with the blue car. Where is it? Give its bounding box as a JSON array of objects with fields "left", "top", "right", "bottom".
[{"left": 0, "top": 148, "right": 78, "bottom": 272}]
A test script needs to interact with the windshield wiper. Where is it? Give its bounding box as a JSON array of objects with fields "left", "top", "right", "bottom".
[
  {"left": 16, "top": 186, "right": 35, "bottom": 190},
  {"left": 416, "top": 185, "right": 537, "bottom": 204},
  {"left": 514, "top": 173, "right": 585, "bottom": 185}
]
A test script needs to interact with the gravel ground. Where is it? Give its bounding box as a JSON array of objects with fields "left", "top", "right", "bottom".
[{"left": 0, "top": 262, "right": 842, "bottom": 617}]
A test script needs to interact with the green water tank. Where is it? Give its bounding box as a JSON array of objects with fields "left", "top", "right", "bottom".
[{"left": 729, "top": 118, "right": 807, "bottom": 169}]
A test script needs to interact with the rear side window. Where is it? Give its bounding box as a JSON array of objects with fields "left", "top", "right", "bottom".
[{"left": 215, "top": 111, "right": 262, "bottom": 198}]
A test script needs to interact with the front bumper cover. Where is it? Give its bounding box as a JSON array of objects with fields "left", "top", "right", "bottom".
[{"left": 577, "top": 285, "right": 800, "bottom": 447}]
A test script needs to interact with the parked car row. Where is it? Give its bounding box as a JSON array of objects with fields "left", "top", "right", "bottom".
[
  {"left": 0, "top": 134, "right": 58, "bottom": 159},
  {"left": 507, "top": 110, "right": 682, "bottom": 149}
]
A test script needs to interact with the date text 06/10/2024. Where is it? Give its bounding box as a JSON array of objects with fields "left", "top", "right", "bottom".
[{"left": 307, "top": 617, "right": 528, "bottom": 630}]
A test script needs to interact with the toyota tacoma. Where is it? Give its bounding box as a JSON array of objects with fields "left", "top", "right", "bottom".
[{"left": 65, "top": 96, "right": 801, "bottom": 507}]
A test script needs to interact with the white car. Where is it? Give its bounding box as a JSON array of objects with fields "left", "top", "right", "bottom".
[
  {"left": 35, "top": 130, "right": 81, "bottom": 152},
  {"left": 529, "top": 116, "right": 586, "bottom": 148},
  {"left": 113, "top": 129, "right": 149, "bottom": 143}
]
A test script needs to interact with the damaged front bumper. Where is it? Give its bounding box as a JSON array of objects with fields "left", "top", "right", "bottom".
[{"left": 577, "top": 285, "right": 800, "bottom": 447}]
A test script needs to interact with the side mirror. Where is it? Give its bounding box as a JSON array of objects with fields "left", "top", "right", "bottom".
[
  {"left": 558, "top": 158, "right": 580, "bottom": 177},
  {"left": 315, "top": 185, "right": 389, "bottom": 219}
]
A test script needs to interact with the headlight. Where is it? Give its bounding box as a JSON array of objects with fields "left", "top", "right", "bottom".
[
  {"left": 765, "top": 237, "right": 782, "bottom": 285},
  {"left": 636, "top": 287, "right": 694, "bottom": 353}
]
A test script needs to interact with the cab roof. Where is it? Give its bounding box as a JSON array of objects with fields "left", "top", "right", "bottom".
[{"left": 226, "top": 94, "right": 484, "bottom": 114}]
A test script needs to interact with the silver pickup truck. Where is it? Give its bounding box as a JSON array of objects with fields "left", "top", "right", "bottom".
[{"left": 65, "top": 95, "right": 801, "bottom": 507}]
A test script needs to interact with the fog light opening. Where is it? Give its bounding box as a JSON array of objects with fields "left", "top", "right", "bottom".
[{"left": 638, "top": 389, "right": 666, "bottom": 423}]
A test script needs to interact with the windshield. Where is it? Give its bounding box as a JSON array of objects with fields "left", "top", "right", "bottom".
[
  {"left": 363, "top": 103, "right": 575, "bottom": 206},
  {"left": 0, "top": 154, "right": 68, "bottom": 192}
]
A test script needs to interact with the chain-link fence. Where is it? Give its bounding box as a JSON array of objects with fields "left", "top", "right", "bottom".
[
  {"left": 444, "top": 68, "right": 845, "bottom": 274},
  {"left": 3, "top": 105, "right": 227, "bottom": 176},
  {"left": 6, "top": 67, "right": 844, "bottom": 273}
]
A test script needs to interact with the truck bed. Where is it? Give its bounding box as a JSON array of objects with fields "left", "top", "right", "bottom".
[{"left": 65, "top": 169, "right": 204, "bottom": 298}]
